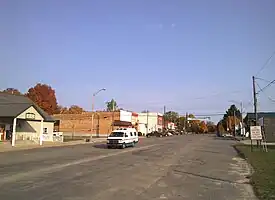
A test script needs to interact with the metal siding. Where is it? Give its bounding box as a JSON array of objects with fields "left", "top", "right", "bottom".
[{"left": 264, "top": 118, "right": 275, "bottom": 142}]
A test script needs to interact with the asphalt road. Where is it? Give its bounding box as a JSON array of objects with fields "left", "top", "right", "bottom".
[{"left": 0, "top": 135, "right": 257, "bottom": 200}]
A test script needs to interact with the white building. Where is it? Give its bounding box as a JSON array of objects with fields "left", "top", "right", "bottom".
[
  {"left": 137, "top": 112, "right": 163, "bottom": 135},
  {"left": 119, "top": 110, "right": 132, "bottom": 123},
  {"left": 0, "top": 92, "right": 57, "bottom": 146}
]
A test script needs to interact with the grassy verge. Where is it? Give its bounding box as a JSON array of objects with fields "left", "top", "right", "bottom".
[{"left": 234, "top": 144, "right": 275, "bottom": 200}]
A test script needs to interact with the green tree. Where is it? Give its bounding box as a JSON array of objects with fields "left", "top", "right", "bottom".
[
  {"left": 176, "top": 116, "right": 186, "bottom": 130},
  {"left": 106, "top": 99, "right": 118, "bottom": 111},
  {"left": 219, "top": 104, "right": 242, "bottom": 133},
  {"left": 68, "top": 105, "right": 85, "bottom": 114},
  {"left": 164, "top": 111, "right": 179, "bottom": 123}
]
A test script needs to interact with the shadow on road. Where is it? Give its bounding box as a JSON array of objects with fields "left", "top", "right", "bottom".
[
  {"left": 213, "top": 136, "right": 238, "bottom": 141},
  {"left": 93, "top": 143, "right": 108, "bottom": 149}
]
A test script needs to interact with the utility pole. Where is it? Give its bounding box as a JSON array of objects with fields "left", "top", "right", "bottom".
[
  {"left": 240, "top": 101, "right": 244, "bottom": 138},
  {"left": 112, "top": 100, "right": 115, "bottom": 131},
  {"left": 252, "top": 76, "right": 258, "bottom": 124},
  {"left": 91, "top": 95, "right": 95, "bottom": 136},
  {"left": 252, "top": 76, "right": 259, "bottom": 148},
  {"left": 163, "top": 106, "right": 166, "bottom": 131},
  {"left": 185, "top": 112, "right": 188, "bottom": 133},
  {"left": 233, "top": 110, "right": 236, "bottom": 137},
  {"left": 146, "top": 110, "right": 149, "bottom": 135}
]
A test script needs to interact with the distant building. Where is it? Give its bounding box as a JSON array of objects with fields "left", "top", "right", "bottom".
[
  {"left": 54, "top": 110, "right": 136, "bottom": 137},
  {"left": 166, "top": 122, "right": 176, "bottom": 130},
  {"left": 244, "top": 112, "right": 275, "bottom": 142},
  {"left": 137, "top": 112, "right": 163, "bottom": 135}
]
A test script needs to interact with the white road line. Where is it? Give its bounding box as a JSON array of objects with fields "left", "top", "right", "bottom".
[{"left": 0, "top": 144, "right": 157, "bottom": 185}]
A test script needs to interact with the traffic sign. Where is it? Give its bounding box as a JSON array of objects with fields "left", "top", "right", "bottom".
[{"left": 250, "top": 126, "right": 262, "bottom": 140}]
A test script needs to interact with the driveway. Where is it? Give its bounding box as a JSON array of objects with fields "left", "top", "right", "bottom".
[{"left": 0, "top": 135, "right": 257, "bottom": 200}]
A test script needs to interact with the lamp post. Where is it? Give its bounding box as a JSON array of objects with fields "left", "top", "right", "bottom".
[{"left": 91, "top": 88, "right": 106, "bottom": 137}]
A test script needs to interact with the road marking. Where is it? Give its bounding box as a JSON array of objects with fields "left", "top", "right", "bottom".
[{"left": 0, "top": 144, "right": 157, "bottom": 185}]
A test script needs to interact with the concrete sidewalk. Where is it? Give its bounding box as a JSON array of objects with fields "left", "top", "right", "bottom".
[{"left": 0, "top": 138, "right": 107, "bottom": 153}]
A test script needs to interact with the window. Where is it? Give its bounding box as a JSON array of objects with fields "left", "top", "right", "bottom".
[
  {"left": 109, "top": 132, "right": 124, "bottom": 137},
  {"left": 134, "top": 132, "right": 137, "bottom": 136},
  {"left": 43, "top": 128, "right": 48, "bottom": 134},
  {"left": 130, "top": 132, "right": 133, "bottom": 136},
  {"left": 25, "top": 113, "right": 35, "bottom": 119}
]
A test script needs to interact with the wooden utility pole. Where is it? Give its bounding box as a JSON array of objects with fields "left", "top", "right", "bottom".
[
  {"left": 185, "top": 112, "right": 188, "bottom": 133},
  {"left": 111, "top": 100, "right": 115, "bottom": 131},
  {"left": 252, "top": 76, "right": 259, "bottom": 148},
  {"left": 252, "top": 76, "right": 258, "bottom": 125},
  {"left": 163, "top": 106, "right": 166, "bottom": 131},
  {"left": 146, "top": 110, "right": 149, "bottom": 135}
]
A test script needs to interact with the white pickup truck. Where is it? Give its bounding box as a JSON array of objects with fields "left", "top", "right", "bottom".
[{"left": 107, "top": 128, "right": 139, "bottom": 149}]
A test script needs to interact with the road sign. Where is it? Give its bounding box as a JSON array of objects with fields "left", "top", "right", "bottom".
[{"left": 250, "top": 126, "right": 262, "bottom": 140}]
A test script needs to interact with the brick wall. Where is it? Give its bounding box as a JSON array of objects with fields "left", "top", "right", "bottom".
[{"left": 53, "top": 111, "right": 120, "bottom": 136}]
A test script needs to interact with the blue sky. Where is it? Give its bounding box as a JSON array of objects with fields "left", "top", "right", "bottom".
[{"left": 1, "top": 0, "right": 275, "bottom": 122}]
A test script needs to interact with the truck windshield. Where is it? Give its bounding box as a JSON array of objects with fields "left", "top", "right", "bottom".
[{"left": 109, "top": 132, "right": 124, "bottom": 137}]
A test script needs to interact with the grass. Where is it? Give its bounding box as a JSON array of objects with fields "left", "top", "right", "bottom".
[{"left": 234, "top": 144, "right": 275, "bottom": 200}]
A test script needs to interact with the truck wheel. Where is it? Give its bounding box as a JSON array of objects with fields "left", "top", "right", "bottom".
[
  {"left": 122, "top": 143, "right": 126, "bottom": 149},
  {"left": 132, "top": 142, "right": 135, "bottom": 147}
]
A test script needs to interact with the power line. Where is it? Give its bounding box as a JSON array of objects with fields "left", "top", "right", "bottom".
[
  {"left": 256, "top": 49, "right": 275, "bottom": 75},
  {"left": 256, "top": 82, "right": 275, "bottom": 103},
  {"left": 255, "top": 77, "right": 272, "bottom": 83},
  {"left": 256, "top": 79, "right": 275, "bottom": 94}
]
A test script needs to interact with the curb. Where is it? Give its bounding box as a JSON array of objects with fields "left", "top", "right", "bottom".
[{"left": 0, "top": 139, "right": 106, "bottom": 153}]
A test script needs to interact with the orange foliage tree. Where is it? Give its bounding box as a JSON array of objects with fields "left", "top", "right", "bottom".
[
  {"left": 68, "top": 105, "right": 85, "bottom": 114},
  {"left": 199, "top": 121, "right": 208, "bottom": 133},
  {"left": 26, "top": 83, "right": 58, "bottom": 115}
]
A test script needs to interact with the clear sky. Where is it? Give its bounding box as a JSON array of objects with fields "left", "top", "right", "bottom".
[{"left": 1, "top": 0, "right": 275, "bottom": 122}]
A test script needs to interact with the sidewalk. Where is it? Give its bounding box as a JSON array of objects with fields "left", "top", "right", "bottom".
[{"left": 0, "top": 138, "right": 107, "bottom": 153}]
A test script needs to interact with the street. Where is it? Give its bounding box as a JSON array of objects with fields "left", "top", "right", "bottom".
[{"left": 0, "top": 135, "right": 256, "bottom": 200}]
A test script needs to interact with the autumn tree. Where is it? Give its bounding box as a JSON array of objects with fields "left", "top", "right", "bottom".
[
  {"left": 68, "top": 105, "right": 85, "bottom": 114},
  {"left": 2, "top": 88, "right": 22, "bottom": 95},
  {"left": 207, "top": 121, "right": 217, "bottom": 133},
  {"left": 217, "top": 121, "right": 225, "bottom": 134},
  {"left": 199, "top": 121, "right": 208, "bottom": 133},
  {"left": 106, "top": 99, "right": 118, "bottom": 111},
  {"left": 56, "top": 105, "right": 67, "bottom": 114},
  {"left": 26, "top": 83, "right": 58, "bottom": 115}
]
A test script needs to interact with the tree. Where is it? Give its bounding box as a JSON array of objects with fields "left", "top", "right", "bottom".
[
  {"left": 199, "top": 121, "right": 208, "bottom": 133},
  {"left": 106, "top": 99, "right": 118, "bottom": 111},
  {"left": 68, "top": 105, "right": 84, "bottom": 114},
  {"left": 2, "top": 88, "right": 22, "bottom": 95},
  {"left": 207, "top": 121, "right": 216, "bottom": 133},
  {"left": 176, "top": 116, "right": 186, "bottom": 130},
  {"left": 164, "top": 111, "right": 179, "bottom": 123},
  {"left": 217, "top": 121, "right": 225, "bottom": 133},
  {"left": 219, "top": 104, "right": 242, "bottom": 133},
  {"left": 26, "top": 83, "right": 58, "bottom": 115},
  {"left": 188, "top": 114, "right": 195, "bottom": 119},
  {"left": 56, "top": 105, "right": 69, "bottom": 114}
]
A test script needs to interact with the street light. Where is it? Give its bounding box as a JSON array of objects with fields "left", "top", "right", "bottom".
[{"left": 91, "top": 88, "right": 106, "bottom": 137}]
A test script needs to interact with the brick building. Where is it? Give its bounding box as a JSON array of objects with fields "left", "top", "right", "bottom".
[{"left": 54, "top": 110, "right": 136, "bottom": 137}]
